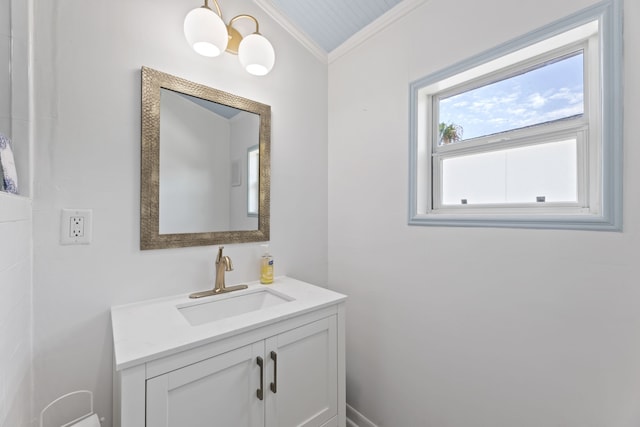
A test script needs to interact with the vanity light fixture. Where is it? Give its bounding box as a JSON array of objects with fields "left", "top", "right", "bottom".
[{"left": 184, "top": 0, "right": 276, "bottom": 76}]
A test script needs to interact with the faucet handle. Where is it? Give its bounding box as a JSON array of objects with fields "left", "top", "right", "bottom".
[{"left": 224, "top": 256, "right": 234, "bottom": 271}]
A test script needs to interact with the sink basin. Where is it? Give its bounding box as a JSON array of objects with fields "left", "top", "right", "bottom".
[{"left": 177, "top": 288, "right": 293, "bottom": 326}]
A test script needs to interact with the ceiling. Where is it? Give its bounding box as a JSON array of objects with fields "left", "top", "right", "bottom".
[
  {"left": 255, "top": 0, "right": 405, "bottom": 54},
  {"left": 267, "top": 0, "right": 404, "bottom": 52}
]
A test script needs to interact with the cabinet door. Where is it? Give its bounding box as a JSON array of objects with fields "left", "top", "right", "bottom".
[
  {"left": 146, "top": 342, "right": 264, "bottom": 427},
  {"left": 266, "top": 316, "right": 338, "bottom": 427}
]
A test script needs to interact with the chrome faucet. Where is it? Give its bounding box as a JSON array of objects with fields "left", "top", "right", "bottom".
[{"left": 189, "top": 246, "right": 248, "bottom": 299}]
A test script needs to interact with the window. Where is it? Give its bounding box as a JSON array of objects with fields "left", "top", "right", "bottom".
[
  {"left": 247, "top": 145, "right": 259, "bottom": 217},
  {"left": 436, "top": 48, "right": 587, "bottom": 208},
  {"left": 409, "top": 1, "right": 622, "bottom": 230}
]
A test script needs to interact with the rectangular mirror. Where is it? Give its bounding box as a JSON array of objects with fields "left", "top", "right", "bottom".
[{"left": 141, "top": 67, "right": 270, "bottom": 250}]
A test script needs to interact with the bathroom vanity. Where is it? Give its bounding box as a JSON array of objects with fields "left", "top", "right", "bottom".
[{"left": 111, "top": 277, "right": 347, "bottom": 427}]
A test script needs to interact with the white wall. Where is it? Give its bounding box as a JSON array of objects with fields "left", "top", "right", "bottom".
[
  {"left": 0, "top": 196, "right": 32, "bottom": 427},
  {"left": 1, "top": 0, "right": 32, "bottom": 426},
  {"left": 31, "top": 0, "right": 327, "bottom": 425},
  {"left": 1, "top": 0, "right": 30, "bottom": 198},
  {"left": 0, "top": 0, "right": 10, "bottom": 139},
  {"left": 328, "top": 0, "right": 640, "bottom": 426}
]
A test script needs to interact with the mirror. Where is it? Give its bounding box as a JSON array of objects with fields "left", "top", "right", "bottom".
[{"left": 141, "top": 67, "right": 270, "bottom": 250}]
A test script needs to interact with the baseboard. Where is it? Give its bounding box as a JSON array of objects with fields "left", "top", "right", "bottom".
[{"left": 346, "top": 404, "right": 378, "bottom": 427}]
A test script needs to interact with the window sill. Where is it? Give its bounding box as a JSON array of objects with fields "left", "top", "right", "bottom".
[{"left": 409, "top": 211, "right": 621, "bottom": 232}]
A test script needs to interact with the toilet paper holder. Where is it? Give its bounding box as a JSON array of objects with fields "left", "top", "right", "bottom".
[{"left": 40, "top": 390, "right": 100, "bottom": 427}]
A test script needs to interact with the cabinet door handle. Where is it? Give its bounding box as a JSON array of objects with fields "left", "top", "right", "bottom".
[
  {"left": 257, "top": 356, "right": 264, "bottom": 400},
  {"left": 270, "top": 351, "right": 278, "bottom": 394}
]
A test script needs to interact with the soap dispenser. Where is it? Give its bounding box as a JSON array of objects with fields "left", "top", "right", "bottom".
[{"left": 260, "top": 244, "right": 274, "bottom": 284}]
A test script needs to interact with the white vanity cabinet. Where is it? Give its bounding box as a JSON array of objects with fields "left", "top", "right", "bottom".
[
  {"left": 146, "top": 316, "right": 337, "bottom": 427},
  {"left": 264, "top": 316, "right": 338, "bottom": 427},
  {"left": 112, "top": 277, "right": 346, "bottom": 427},
  {"left": 145, "top": 342, "right": 265, "bottom": 427}
]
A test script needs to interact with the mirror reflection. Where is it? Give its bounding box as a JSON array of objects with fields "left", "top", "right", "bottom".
[
  {"left": 140, "top": 67, "right": 270, "bottom": 250},
  {"left": 159, "top": 88, "right": 259, "bottom": 234}
]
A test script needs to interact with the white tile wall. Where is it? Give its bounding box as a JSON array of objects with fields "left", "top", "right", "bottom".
[
  {"left": 2, "top": 0, "right": 31, "bottom": 198},
  {"left": 1, "top": 0, "right": 32, "bottom": 425},
  {"left": 0, "top": 0, "right": 9, "bottom": 133},
  {"left": 0, "top": 201, "right": 33, "bottom": 427},
  {"left": 0, "top": 34, "right": 10, "bottom": 135},
  {"left": 0, "top": 0, "right": 9, "bottom": 37}
]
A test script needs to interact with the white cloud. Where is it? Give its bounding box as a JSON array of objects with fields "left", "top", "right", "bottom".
[
  {"left": 439, "top": 72, "right": 584, "bottom": 140},
  {"left": 549, "top": 87, "right": 583, "bottom": 105},
  {"left": 506, "top": 107, "right": 527, "bottom": 116},
  {"left": 528, "top": 93, "right": 546, "bottom": 108}
]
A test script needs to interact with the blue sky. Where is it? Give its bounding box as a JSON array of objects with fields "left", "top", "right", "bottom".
[{"left": 439, "top": 53, "right": 584, "bottom": 141}]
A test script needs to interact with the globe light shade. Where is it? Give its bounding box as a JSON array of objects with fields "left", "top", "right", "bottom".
[
  {"left": 184, "top": 7, "right": 229, "bottom": 57},
  {"left": 238, "top": 34, "right": 275, "bottom": 76}
]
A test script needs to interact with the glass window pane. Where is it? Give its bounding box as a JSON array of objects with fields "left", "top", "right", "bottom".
[
  {"left": 441, "top": 139, "right": 577, "bottom": 205},
  {"left": 438, "top": 52, "right": 584, "bottom": 144},
  {"left": 247, "top": 147, "right": 259, "bottom": 215}
]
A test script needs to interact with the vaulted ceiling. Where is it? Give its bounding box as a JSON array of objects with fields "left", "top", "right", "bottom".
[
  {"left": 263, "top": 0, "right": 403, "bottom": 52},
  {"left": 254, "top": 0, "right": 410, "bottom": 59}
]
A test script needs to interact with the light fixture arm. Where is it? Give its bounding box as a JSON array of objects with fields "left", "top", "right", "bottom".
[
  {"left": 202, "top": 0, "right": 223, "bottom": 18},
  {"left": 226, "top": 14, "right": 261, "bottom": 54},
  {"left": 229, "top": 14, "right": 261, "bottom": 35},
  {"left": 201, "top": 1, "right": 259, "bottom": 35}
]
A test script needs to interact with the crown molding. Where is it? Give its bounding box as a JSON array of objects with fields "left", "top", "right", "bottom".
[
  {"left": 329, "top": 0, "right": 429, "bottom": 63},
  {"left": 253, "top": 0, "right": 429, "bottom": 66},
  {"left": 253, "top": 0, "right": 328, "bottom": 64}
]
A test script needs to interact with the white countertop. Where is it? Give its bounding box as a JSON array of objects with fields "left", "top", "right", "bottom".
[{"left": 111, "top": 276, "right": 347, "bottom": 371}]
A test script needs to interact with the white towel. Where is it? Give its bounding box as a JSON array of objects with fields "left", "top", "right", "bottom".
[{"left": 0, "top": 132, "right": 18, "bottom": 194}]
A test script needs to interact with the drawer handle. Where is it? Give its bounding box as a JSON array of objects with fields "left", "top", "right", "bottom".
[
  {"left": 257, "top": 356, "right": 264, "bottom": 400},
  {"left": 270, "top": 351, "right": 278, "bottom": 394}
]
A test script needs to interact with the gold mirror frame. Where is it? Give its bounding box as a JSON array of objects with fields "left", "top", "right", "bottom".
[{"left": 140, "top": 67, "right": 270, "bottom": 250}]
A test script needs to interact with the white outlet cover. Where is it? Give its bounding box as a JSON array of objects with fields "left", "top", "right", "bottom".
[{"left": 60, "top": 209, "right": 93, "bottom": 245}]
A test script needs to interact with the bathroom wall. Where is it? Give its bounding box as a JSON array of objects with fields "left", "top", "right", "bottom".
[
  {"left": 31, "top": 0, "right": 328, "bottom": 425},
  {"left": 1, "top": 0, "right": 33, "bottom": 426},
  {"left": 1, "top": 0, "right": 10, "bottom": 138},
  {"left": 0, "top": 197, "right": 33, "bottom": 427},
  {"left": 1, "top": 0, "right": 30, "bottom": 198},
  {"left": 328, "top": 0, "right": 640, "bottom": 426}
]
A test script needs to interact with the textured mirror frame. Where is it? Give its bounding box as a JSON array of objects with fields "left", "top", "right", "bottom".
[{"left": 140, "top": 67, "right": 271, "bottom": 250}]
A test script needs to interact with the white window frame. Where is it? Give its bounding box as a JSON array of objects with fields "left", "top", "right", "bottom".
[{"left": 408, "top": 0, "right": 622, "bottom": 231}]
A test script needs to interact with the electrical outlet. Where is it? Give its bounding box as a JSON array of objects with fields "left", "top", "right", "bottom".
[
  {"left": 61, "top": 209, "right": 93, "bottom": 245},
  {"left": 70, "top": 216, "right": 84, "bottom": 237}
]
